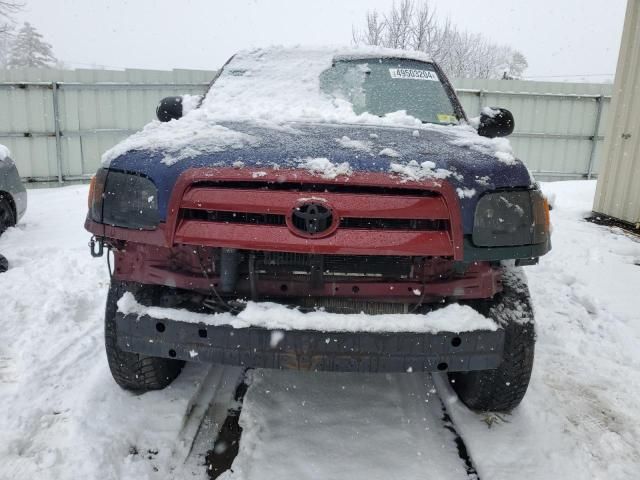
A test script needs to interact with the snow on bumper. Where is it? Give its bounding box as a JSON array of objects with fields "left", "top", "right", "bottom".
[{"left": 116, "top": 296, "right": 505, "bottom": 373}]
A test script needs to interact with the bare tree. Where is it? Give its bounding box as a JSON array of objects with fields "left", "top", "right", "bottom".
[
  {"left": 411, "top": 2, "right": 436, "bottom": 52},
  {"left": 353, "top": 11, "right": 385, "bottom": 46},
  {"left": 382, "top": 0, "right": 414, "bottom": 49},
  {"left": 0, "top": 0, "right": 22, "bottom": 31},
  {"left": 353, "top": 0, "right": 528, "bottom": 80},
  {"left": 0, "top": 0, "right": 23, "bottom": 67}
]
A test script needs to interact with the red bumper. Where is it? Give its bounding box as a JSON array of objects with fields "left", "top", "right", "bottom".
[{"left": 86, "top": 168, "right": 501, "bottom": 301}]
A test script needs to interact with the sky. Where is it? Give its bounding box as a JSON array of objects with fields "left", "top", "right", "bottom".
[{"left": 14, "top": 0, "right": 628, "bottom": 81}]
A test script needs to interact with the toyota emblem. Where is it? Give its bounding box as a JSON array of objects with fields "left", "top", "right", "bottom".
[{"left": 291, "top": 202, "right": 334, "bottom": 235}]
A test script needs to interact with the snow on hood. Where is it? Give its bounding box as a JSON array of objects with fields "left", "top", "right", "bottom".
[
  {"left": 103, "top": 121, "right": 259, "bottom": 167},
  {"left": 390, "top": 160, "right": 462, "bottom": 182},
  {"left": 117, "top": 292, "right": 498, "bottom": 334},
  {"left": 101, "top": 46, "right": 516, "bottom": 168},
  {"left": 449, "top": 134, "right": 516, "bottom": 165},
  {"left": 297, "top": 157, "right": 353, "bottom": 179}
]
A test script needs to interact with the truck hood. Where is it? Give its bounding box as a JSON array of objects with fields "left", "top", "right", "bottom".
[{"left": 107, "top": 121, "right": 534, "bottom": 234}]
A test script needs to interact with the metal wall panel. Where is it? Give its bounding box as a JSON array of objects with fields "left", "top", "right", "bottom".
[
  {"left": 0, "top": 68, "right": 612, "bottom": 183},
  {"left": 0, "top": 68, "right": 213, "bottom": 182},
  {"left": 454, "top": 78, "right": 612, "bottom": 180},
  {"left": 593, "top": 0, "right": 640, "bottom": 225}
]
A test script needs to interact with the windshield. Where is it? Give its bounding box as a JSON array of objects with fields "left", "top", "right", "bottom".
[
  {"left": 200, "top": 48, "right": 462, "bottom": 127},
  {"left": 320, "top": 59, "right": 459, "bottom": 124}
]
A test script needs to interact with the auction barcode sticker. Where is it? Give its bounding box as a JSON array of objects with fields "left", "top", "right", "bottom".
[{"left": 389, "top": 68, "right": 438, "bottom": 81}]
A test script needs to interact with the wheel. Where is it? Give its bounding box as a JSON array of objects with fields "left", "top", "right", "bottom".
[
  {"left": 105, "top": 279, "right": 184, "bottom": 392},
  {"left": 0, "top": 194, "right": 16, "bottom": 236},
  {"left": 449, "top": 266, "right": 536, "bottom": 413}
]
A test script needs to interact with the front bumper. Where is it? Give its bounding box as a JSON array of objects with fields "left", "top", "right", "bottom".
[{"left": 116, "top": 312, "right": 505, "bottom": 373}]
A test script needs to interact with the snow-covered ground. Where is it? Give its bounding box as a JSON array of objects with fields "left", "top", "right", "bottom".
[
  {"left": 438, "top": 181, "right": 640, "bottom": 480},
  {"left": 1, "top": 180, "right": 639, "bottom": 480}
]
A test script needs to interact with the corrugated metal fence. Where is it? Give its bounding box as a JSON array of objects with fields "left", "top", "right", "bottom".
[
  {"left": 0, "top": 68, "right": 213, "bottom": 182},
  {"left": 454, "top": 78, "right": 612, "bottom": 181},
  {"left": 0, "top": 68, "right": 612, "bottom": 183}
]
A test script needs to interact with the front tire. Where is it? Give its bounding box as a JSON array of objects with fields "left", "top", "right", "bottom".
[
  {"left": 449, "top": 266, "right": 536, "bottom": 413},
  {"left": 0, "top": 194, "right": 16, "bottom": 236},
  {"left": 105, "top": 280, "right": 184, "bottom": 392}
]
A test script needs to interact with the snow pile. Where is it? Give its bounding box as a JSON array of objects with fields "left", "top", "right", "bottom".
[
  {"left": 118, "top": 293, "right": 498, "bottom": 334},
  {"left": 447, "top": 125, "right": 517, "bottom": 165},
  {"left": 456, "top": 187, "right": 476, "bottom": 199},
  {"left": 199, "top": 47, "right": 363, "bottom": 125},
  {"left": 335, "top": 136, "right": 372, "bottom": 153},
  {"left": 390, "top": 160, "right": 460, "bottom": 182},
  {"left": 474, "top": 175, "right": 491, "bottom": 186},
  {"left": 481, "top": 106, "right": 501, "bottom": 118},
  {"left": 0, "top": 143, "right": 10, "bottom": 161},
  {"left": 296, "top": 157, "right": 352, "bottom": 179},
  {"left": 378, "top": 147, "right": 401, "bottom": 158},
  {"left": 180, "top": 94, "right": 203, "bottom": 115},
  {"left": 466, "top": 107, "right": 502, "bottom": 130},
  {"left": 102, "top": 121, "right": 259, "bottom": 166}
]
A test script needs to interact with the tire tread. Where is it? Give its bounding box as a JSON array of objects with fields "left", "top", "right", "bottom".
[
  {"left": 449, "top": 266, "right": 536, "bottom": 412},
  {"left": 105, "top": 280, "right": 183, "bottom": 391}
]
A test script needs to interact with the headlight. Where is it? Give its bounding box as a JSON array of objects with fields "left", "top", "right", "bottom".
[
  {"left": 88, "top": 168, "right": 108, "bottom": 222},
  {"left": 473, "top": 189, "right": 549, "bottom": 247},
  {"left": 88, "top": 169, "right": 159, "bottom": 230}
]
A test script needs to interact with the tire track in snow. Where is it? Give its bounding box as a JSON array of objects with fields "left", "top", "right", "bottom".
[
  {"left": 181, "top": 366, "right": 246, "bottom": 475},
  {"left": 175, "top": 365, "right": 228, "bottom": 462},
  {"left": 205, "top": 370, "right": 473, "bottom": 480},
  {"left": 440, "top": 404, "right": 480, "bottom": 480},
  {"left": 206, "top": 369, "right": 251, "bottom": 478}
]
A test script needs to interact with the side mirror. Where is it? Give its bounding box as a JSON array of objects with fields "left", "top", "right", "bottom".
[
  {"left": 477, "top": 107, "right": 515, "bottom": 138},
  {"left": 156, "top": 96, "right": 183, "bottom": 122}
]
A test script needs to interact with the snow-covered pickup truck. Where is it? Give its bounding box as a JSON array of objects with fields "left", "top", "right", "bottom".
[{"left": 86, "top": 47, "right": 550, "bottom": 412}]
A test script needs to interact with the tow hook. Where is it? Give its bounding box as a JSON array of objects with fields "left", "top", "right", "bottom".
[{"left": 89, "top": 236, "right": 105, "bottom": 258}]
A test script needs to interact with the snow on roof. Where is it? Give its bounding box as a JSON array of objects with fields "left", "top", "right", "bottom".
[{"left": 332, "top": 46, "right": 432, "bottom": 63}]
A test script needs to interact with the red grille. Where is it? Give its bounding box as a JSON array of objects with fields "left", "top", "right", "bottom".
[{"left": 167, "top": 169, "right": 463, "bottom": 259}]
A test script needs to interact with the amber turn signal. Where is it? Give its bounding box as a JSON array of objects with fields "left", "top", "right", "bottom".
[{"left": 87, "top": 175, "right": 96, "bottom": 210}]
